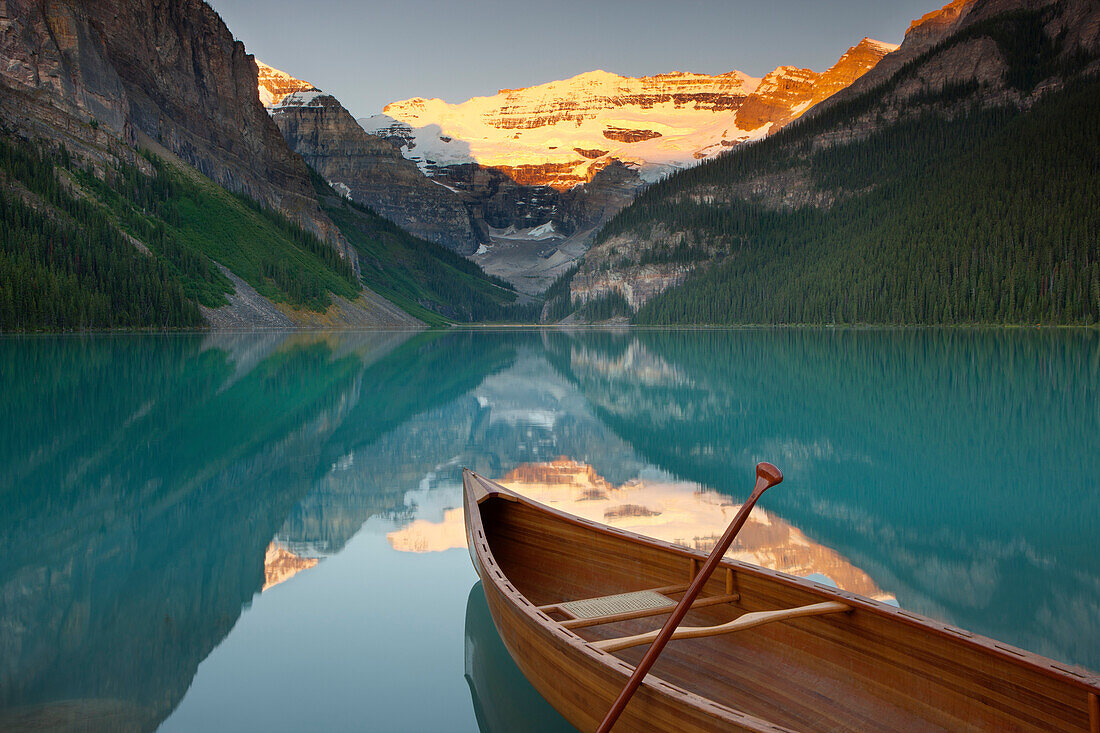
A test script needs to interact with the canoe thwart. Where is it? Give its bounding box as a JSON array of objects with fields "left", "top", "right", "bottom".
[
  {"left": 538, "top": 583, "right": 741, "bottom": 629},
  {"left": 593, "top": 600, "right": 852, "bottom": 653}
]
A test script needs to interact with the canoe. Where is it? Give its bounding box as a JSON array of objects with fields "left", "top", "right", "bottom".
[{"left": 462, "top": 469, "right": 1100, "bottom": 732}]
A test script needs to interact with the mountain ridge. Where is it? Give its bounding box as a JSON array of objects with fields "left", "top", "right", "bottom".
[
  {"left": 0, "top": 0, "right": 353, "bottom": 254},
  {"left": 364, "top": 38, "right": 897, "bottom": 191},
  {"left": 553, "top": 0, "right": 1100, "bottom": 325},
  {"left": 256, "top": 37, "right": 894, "bottom": 294}
]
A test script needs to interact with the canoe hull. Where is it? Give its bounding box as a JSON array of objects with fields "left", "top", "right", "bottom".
[
  {"left": 463, "top": 470, "right": 1100, "bottom": 733},
  {"left": 468, "top": 497, "right": 767, "bottom": 732}
]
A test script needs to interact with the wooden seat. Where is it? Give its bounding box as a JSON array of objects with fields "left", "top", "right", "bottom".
[
  {"left": 538, "top": 583, "right": 740, "bottom": 630},
  {"left": 560, "top": 589, "right": 676, "bottom": 619}
]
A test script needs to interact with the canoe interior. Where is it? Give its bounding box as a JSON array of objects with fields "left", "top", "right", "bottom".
[{"left": 479, "top": 495, "right": 1098, "bottom": 733}]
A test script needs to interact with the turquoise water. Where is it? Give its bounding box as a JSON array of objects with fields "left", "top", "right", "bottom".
[{"left": 0, "top": 329, "right": 1097, "bottom": 731}]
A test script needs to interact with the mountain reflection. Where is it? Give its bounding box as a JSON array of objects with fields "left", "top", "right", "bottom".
[
  {"left": 542, "top": 329, "right": 1100, "bottom": 671},
  {"left": 0, "top": 327, "right": 1096, "bottom": 732},
  {"left": 262, "top": 543, "right": 319, "bottom": 591},
  {"left": 389, "top": 459, "right": 894, "bottom": 603},
  {"left": 0, "top": 331, "right": 518, "bottom": 731}
]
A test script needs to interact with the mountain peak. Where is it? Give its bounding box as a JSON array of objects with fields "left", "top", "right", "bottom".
[
  {"left": 907, "top": 0, "right": 976, "bottom": 39},
  {"left": 857, "top": 37, "right": 901, "bottom": 55},
  {"left": 731, "top": 37, "right": 895, "bottom": 133},
  {"left": 534, "top": 69, "right": 627, "bottom": 88},
  {"left": 256, "top": 61, "right": 317, "bottom": 107},
  {"left": 376, "top": 65, "right": 781, "bottom": 189},
  {"left": 275, "top": 90, "right": 330, "bottom": 109}
]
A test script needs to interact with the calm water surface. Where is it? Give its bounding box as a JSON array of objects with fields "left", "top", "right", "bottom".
[{"left": 1, "top": 329, "right": 1097, "bottom": 732}]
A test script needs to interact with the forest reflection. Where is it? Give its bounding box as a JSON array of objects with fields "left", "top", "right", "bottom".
[{"left": 0, "top": 328, "right": 1095, "bottom": 732}]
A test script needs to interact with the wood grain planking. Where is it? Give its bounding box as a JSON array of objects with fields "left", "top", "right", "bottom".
[{"left": 464, "top": 472, "right": 1099, "bottom": 733}]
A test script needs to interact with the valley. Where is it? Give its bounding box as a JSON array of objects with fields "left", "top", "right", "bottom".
[
  {"left": 2, "top": 1, "right": 1099, "bottom": 730},
  {"left": 1, "top": 0, "right": 1097, "bottom": 330},
  {"left": 259, "top": 38, "right": 894, "bottom": 293}
]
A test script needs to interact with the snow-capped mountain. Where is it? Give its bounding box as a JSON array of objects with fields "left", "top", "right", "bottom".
[
  {"left": 255, "top": 38, "right": 896, "bottom": 292},
  {"left": 360, "top": 68, "right": 759, "bottom": 188},
  {"left": 258, "top": 66, "right": 645, "bottom": 275},
  {"left": 359, "top": 38, "right": 897, "bottom": 190}
]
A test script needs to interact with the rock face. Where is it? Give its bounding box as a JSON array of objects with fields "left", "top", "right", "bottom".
[
  {"left": 0, "top": 0, "right": 349, "bottom": 253},
  {"left": 733, "top": 38, "right": 903, "bottom": 132},
  {"left": 812, "top": 0, "right": 982, "bottom": 112},
  {"left": 812, "top": 38, "right": 906, "bottom": 103},
  {"left": 560, "top": 160, "right": 645, "bottom": 235},
  {"left": 364, "top": 41, "right": 895, "bottom": 191},
  {"left": 270, "top": 90, "right": 482, "bottom": 254},
  {"left": 455, "top": 159, "right": 646, "bottom": 296},
  {"left": 570, "top": 264, "right": 692, "bottom": 311},
  {"left": 732, "top": 66, "right": 819, "bottom": 132}
]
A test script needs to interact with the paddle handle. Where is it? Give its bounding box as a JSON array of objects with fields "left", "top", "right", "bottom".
[{"left": 595, "top": 462, "right": 783, "bottom": 733}]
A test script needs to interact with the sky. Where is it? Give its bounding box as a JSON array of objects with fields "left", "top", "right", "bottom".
[{"left": 210, "top": 0, "right": 941, "bottom": 119}]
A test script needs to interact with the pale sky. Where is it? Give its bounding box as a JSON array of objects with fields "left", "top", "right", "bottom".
[{"left": 210, "top": 0, "right": 941, "bottom": 118}]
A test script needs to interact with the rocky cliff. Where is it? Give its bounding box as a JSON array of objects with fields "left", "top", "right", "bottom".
[
  {"left": 262, "top": 69, "right": 645, "bottom": 278},
  {"left": 0, "top": 0, "right": 349, "bottom": 253},
  {"left": 269, "top": 89, "right": 483, "bottom": 254},
  {"left": 569, "top": 263, "right": 692, "bottom": 312}
]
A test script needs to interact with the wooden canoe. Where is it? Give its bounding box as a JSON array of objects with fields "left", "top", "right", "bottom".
[{"left": 462, "top": 469, "right": 1100, "bottom": 733}]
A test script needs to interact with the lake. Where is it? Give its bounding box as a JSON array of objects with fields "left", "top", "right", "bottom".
[{"left": 1, "top": 328, "right": 1097, "bottom": 732}]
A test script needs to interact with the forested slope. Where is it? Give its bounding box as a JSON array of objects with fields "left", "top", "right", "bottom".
[
  {"left": 558, "top": 1, "right": 1100, "bottom": 326},
  {"left": 311, "top": 174, "right": 535, "bottom": 326},
  {"left": 0, "top": 132, "right": 362, "bottom": 330},
  {"left": 0, "top": 129, "right": 532, "bottom": 330},
  {"left": 633, "top": 77, "right": 1100, "bottom": 325}
]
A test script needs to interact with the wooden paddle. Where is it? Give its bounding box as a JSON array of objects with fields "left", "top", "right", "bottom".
[{"left": 595, "top": 461, "right": 784, "bottom": 733}]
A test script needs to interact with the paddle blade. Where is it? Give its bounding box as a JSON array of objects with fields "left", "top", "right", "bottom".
[{"left": 756, "top": 462, "right": 783, "bottom": 488}]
